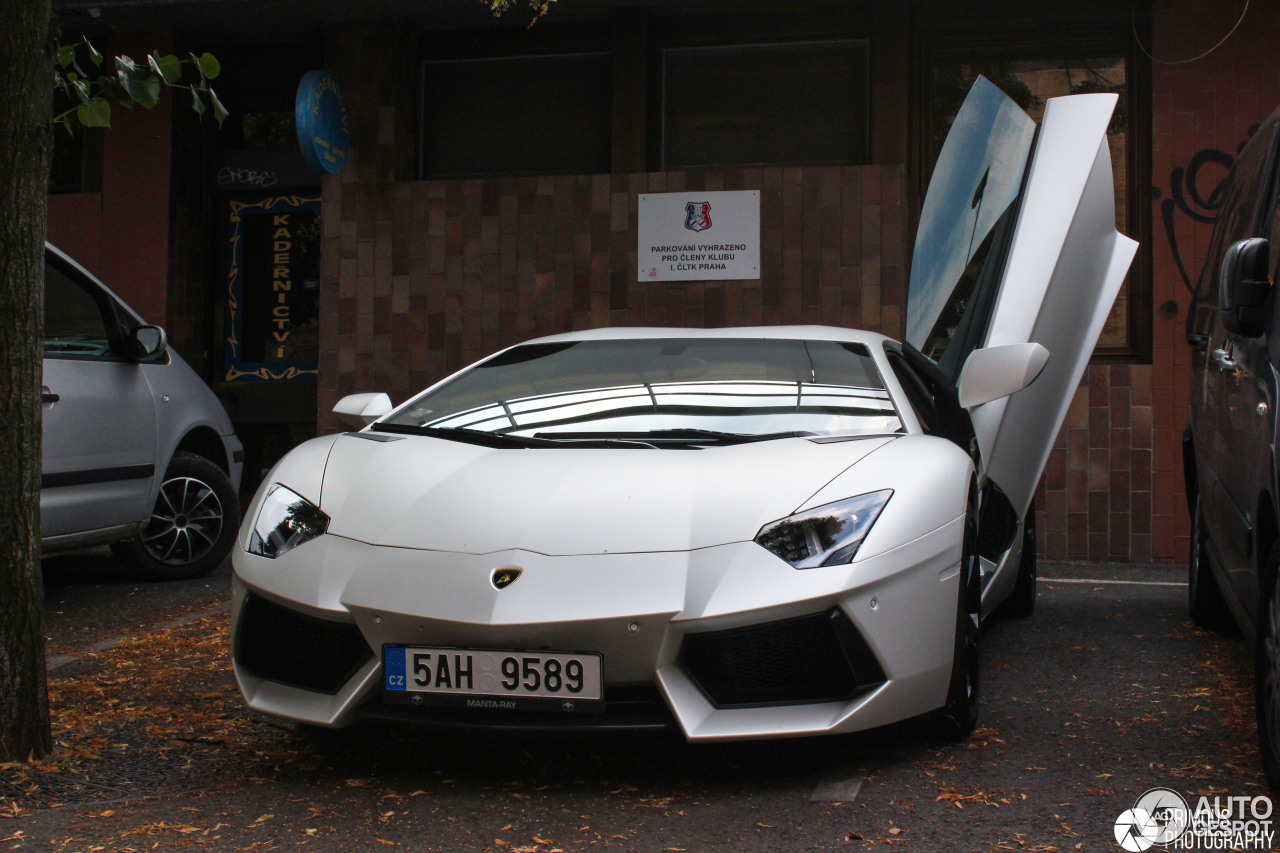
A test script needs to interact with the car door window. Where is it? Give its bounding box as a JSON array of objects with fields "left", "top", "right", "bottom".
[
  {"left": 906, "top": 76, "right": 1036, "bottom": 383},
  {"left": 886, "top": 344, "right": 976, "bottom": 460},
  {"left": 44, "top": 263, "right": 116, "bottom": 358},
  {"left": 1198, "top": 118, "right": 1279, "bottom": 304}
]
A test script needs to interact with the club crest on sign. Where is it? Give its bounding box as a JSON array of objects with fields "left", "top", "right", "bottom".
[{"left": 684, "top": 201, "right": 712, "bottom": 233}]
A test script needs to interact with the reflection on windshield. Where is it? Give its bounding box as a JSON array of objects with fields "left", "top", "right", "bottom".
[
  {"left": 380, "top": 338, "right": 902, "bottom": 443},
  {"left": 907, "top": 75, "right": 1035, "bottom": 381}
]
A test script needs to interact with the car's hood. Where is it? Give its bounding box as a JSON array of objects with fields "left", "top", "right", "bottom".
[{"left": 317, "top": 432, "right": 895, "bottom": 555}]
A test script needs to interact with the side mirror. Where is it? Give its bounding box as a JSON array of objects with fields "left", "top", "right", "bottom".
[
  {"left": 1219, "top": 237, "right": 1271, "bottom": 337},
  {"left": 129, "top": 325, "right": 168, "bottom": 362},
  {"left": 957, "top": 342, "right": 1050, "bottom": 408},
  {"left": 334, "top": 392, "right": 393, "bottom": 428}
]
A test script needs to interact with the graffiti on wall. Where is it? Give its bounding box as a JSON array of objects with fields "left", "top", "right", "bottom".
[{"left": 1154, "top": 125, "right": 1257, "bottom": 300}]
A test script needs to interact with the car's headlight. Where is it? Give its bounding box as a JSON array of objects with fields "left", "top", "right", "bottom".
[
  {"left": 246, "top": 484, "right": 329, "bottom": 559},
  {"left": 755, "top": 490, "right": 892, "bottom": 569}
]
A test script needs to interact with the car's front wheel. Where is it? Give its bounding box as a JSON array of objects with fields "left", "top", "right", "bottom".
[
  {"left": 1257, "top": 545, "right": 1280, "bottom": 790},
  {"left": 933, "top": 502, "right": 981, "bottom": 739},
  {"left": 114, "top": 452, "right": 240, "bottom": 581}
]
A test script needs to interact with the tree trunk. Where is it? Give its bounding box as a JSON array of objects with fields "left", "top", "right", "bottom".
[{"left": 0, "top": 0, "right": 53, "bottom": 761}]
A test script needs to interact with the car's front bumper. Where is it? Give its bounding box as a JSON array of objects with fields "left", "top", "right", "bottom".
[{"left": 231, "top": 516, "right": 963, "bottom": 741}]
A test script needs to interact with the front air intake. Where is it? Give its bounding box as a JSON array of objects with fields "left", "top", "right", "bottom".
[
  {"left": 679, "top": 609, "right": 886, "bottom": 708},
  {"left": 235, "top": 593, "right": 372, "bottom": 695}
]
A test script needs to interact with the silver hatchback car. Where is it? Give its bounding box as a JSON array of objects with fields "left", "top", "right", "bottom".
[{"left": 41, "top": 244, "right": 244, "bottom": 580}]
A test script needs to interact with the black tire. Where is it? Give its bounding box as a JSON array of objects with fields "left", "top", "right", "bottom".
[
  {"left": 1002, "top": 500, "right": 1037, "bottom": 619},
  {"left": 932, "top": 498, "right": 981, "bottom": 739},
  {"left": 1256, "top": 545, "right": 1280, "bottom": 791},
  {"left": 114, "top": 452, "right": 240, "bottom": 581},
  {"left": 1189, "top": 495, "right": 1234, "bottom": 632}
]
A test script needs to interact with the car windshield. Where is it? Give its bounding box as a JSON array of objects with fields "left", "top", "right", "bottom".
[{"left": 375, "top": 337, "right": 902, "bottom": 445}]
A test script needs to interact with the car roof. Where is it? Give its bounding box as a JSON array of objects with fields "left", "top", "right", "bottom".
[{"left": 521, "top": 325, "right": 894, "bottom": 347}]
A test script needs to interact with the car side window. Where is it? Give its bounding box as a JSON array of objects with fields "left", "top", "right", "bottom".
[
  {"left": 44, "top": 262, "right": 116, "bottom": 359},
  {"left": 1198, "top": 119, "right": 1279, "bottom": 304},
  {"left": 885, "top": 343, "right": 977, "bottom": 462},
  {"left": 886, "top": 349, "right": 937, "bottom": 432}
]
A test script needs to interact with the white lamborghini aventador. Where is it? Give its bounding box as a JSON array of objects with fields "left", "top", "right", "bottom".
[{"left": 230, "top": 77, "right": 1137, "bottom": 741}]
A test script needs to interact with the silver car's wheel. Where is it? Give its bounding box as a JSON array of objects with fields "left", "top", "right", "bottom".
[
  {"left": 1258, "top": 547, "right": 1280, "bottom": 790},
  {"left": 145, "top": 476, "right": 223, "bottom": 563},
  {"left": 115, "top": 452, "right": 240, "bottom": 581}
]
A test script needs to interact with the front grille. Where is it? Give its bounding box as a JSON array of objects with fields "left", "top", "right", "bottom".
[
  {"left": 235, "top": 593, "right": 372, "bottom": 694},
  {"left": 680, "top": 609, "right": 886, "bottom": 708}
]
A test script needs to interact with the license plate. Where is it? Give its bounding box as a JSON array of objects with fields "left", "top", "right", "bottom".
[{"left": 383, "top": 646, "right": 603, "bottom": 711}]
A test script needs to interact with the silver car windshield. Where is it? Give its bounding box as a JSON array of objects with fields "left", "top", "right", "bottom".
[{"left": 377, "top": 338, "right": 902, "bottom": 444}]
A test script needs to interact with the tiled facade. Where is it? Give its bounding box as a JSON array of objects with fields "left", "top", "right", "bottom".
[{"left": 316, "top": 166, "right": 907, "bottom": 421}]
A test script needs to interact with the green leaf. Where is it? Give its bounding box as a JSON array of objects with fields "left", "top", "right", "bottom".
[
  {"left": 190, "top": 88, "right": 206, "bottom": 118},
  {"left": 114, "top": 54, "right": 139, "bottom": 76},
  {"left": 72, "top": 77, "right": 91, "bottom": 105},
  {"left": 57, "top": 44, "right": 75, "bottom": 69},
  {"left": 197, "top": 52, "right": 221, "bottom": 80},
  {"left": 98, "top": 76, "right": 132, "bottom": 107},
  {"left": 85, "top": 39, "right": 103, "bottom": 68},
  {"left": 140, "top": 75, "right": 161, "bottom": 109},
  {"left": 209, "top": 88, "right": 229, "bottom": 126},
  {"left": 77, "top": 98, "right": 111, "bottom": 128},
  {"left": 150, "top": 52, "right": 182, "bottom": 85}
]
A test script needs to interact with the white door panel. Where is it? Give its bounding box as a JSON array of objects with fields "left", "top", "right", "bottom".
[
  {"left": 906, "top": 79, "right": 1138, "bottom": 520},
  {"left": 975, "top": 100, "right": 1138, "bottom": 516}
]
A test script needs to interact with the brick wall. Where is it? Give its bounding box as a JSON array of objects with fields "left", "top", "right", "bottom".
[
  {"left": 317, "top": 165, "right": 908, "bottom": 423},
  {"left": 45, "top": 34, "right": 174, "bottom": 327}
]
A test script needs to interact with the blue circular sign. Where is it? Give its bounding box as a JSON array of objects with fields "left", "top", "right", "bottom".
[{"left": 295, "top": 70, "right": 352, "bottom": 175}]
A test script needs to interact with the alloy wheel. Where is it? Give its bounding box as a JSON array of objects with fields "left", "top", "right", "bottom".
[{"left": 139, "top": 476, "right": 225, "bottom": 566}]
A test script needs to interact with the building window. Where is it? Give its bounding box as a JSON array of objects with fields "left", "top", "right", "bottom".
[
  {"left": 921, "top": 31, "right": 1151, "bottom": 361},
  {"left": 419, "top": 52, "right": 612, "bottom": 178},
  {"left": 661, "top": 40, "right": 869, "bottom": 170}
]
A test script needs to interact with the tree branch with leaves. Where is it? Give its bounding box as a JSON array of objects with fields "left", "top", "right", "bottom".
[{"left": 53, "top": 38, "right": 227, "bottom": 131}]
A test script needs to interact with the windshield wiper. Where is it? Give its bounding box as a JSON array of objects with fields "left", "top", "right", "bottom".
[
  {"left": 533, "top": 428, "right": 816, "bottom": 446},
  {"left": 370, "top": 423, "right": 559, "bottom": 448},
  {"left": 369, "top": 423, "right": 656, "bottom": 449}
]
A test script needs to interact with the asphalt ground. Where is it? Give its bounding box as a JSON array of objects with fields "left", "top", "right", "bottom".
[{"left": 0, "top": 554, "right": 1268, "bottom": 852}]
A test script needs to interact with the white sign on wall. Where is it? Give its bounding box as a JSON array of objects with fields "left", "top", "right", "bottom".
[{"left": 637, "top": 190, "right": 760, "bottom": 282}]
